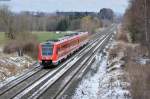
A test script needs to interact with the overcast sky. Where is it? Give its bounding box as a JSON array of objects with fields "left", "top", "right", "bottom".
[{"left": 1, "top": 0, "right": 129, "bottom": 13}]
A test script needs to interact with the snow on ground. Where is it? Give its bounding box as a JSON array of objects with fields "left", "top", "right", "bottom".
[
  {"left": 0, "top": 51, "right": 36, "bottom": 86},
  {"left": 135, "top": 57, "right": 150, "bottom": 65},
  {"left": 72, "top": 40, "right": 131, "bottom": 99}
]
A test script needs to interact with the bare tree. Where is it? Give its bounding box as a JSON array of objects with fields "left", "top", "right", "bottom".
[
  {"left": 0, "top": 5, "right": 15, "bottom": 39},
  {"left": 81, "top": 16, "right": 101, "bottom": 33},
  {"left": 124, "top": 0, "right": 150, "bottom": 56}
]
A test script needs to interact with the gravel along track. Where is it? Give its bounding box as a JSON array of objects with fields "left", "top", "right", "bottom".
[{"left": 0, "top": 25, "right": 117, "bottom": 99}]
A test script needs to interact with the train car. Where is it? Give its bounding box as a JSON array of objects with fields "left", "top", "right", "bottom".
[{"left": 38, "top": 32, "right": 89, "bottom": 67}]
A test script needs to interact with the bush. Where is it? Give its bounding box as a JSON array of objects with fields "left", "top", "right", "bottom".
[
  {"left": 116, "top": 31, "right": 129, "bottom": 42},
  {"left": 126, "top": 61, "right": 150, "bottom": 99},
  {"left": 116, "top": 25, "right": 129, "bottom": 42},
  {"left": 3, "top": 32, "right": 38, "bottom": 58},
  {"left": 23, "top": 39, "right": 38, "bottom": 59}
]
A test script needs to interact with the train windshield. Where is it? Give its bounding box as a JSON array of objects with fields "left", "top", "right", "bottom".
[{"left": 42, "top": 44, "right": 53, "bottom": 56}]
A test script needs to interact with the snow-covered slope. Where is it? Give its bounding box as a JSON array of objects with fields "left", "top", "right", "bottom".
[
  {"left": 72, "top": 40, "right": 131, "bottom": 99},
  {"left": 0, "top": 52, "right": 35, "bottom": 86}
]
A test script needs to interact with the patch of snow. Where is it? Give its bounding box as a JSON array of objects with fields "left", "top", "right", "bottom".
[
  {"left": 107, "top": 61, "right": 125, "bottom": 72},
  {"left": 72, "top": 52, "right": 107, "bottom": 99},
  {"left": 0, "top": 76, "right": 16, "bottom": 88},
  {"left": 0, "top": 52, "right": 35, "bottom": 85},
  {"left": 135, "top": 57, "right": 150, "bottom": 65},
  {"left": 72, "top": 41, "right": 131, "bottom": 99}
]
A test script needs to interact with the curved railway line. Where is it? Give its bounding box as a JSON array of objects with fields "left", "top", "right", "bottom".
[{"left": 0, "top": 25, "right": 116, "bottom": 99}]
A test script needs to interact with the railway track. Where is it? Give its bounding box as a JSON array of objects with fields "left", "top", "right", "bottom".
[
  {"left": 0, "top": 24, "right": 112, "bottom": 89},
  {"left": 36, "top": 29, "right": 114, "bottom": 99},
  {"left": 0, "top": 24, "right": 114, "bottom": 88},
  {"left": 0, "top": 25, "right": 116, "bottom": 99},
  {"left": 40, "top": 32, "right": 113, "bottom": 99}
]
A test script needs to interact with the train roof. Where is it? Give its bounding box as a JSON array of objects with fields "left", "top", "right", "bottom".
[
  {"left": 40, "top": 32, "right": 88, "bottom": 45},
  {"left": 59, "top": 32, "right": 88, "bottom": 40},
  {"left": 58, "top": 32, "right": 79, "bottom": 41}
]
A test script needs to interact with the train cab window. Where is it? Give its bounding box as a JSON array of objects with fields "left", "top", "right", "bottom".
[{"left": 42, "top": 44, "right": 53, "bottom": 56}]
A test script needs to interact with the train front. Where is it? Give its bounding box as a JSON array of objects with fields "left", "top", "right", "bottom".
[{"left": 38, "top": 42, "right": 55, "bottom": 66}]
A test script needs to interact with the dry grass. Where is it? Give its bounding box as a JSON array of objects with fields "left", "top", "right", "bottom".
[
  {"left": 108, "top": 41, "right": 138, "bottom": 61},
  {"left": 0, "top": 63, "right": 29, "bottom": 81},
  {"left": 124, "top": 44, "right": 150, "bottom": 99},
  {"left": 126, "top": 61, "right": 150, "bottom": 99},
  {"left": 109, "top": 35, "right": 150, "bottom": 99},
  {"left": 116, "top": 31, "right": 129, "bottom": 42},
  {"left": 116, "top": 25, "right": 130, "bottom": 42},
  {"left": 0, "top": 64, "right": 20, "bottom": 81},
  {"left": 109, "top": 25, "right": 150, "bottom": 99},
  {"left": 0, "top": 52, "right": 35, "bottom": 81}
]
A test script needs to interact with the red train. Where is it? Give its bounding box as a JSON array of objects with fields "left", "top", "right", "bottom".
[{"left": 38, "top": 32, "right": 89, "bottom": 66}]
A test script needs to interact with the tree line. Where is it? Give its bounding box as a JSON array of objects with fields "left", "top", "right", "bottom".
[
  {"left": 123, "top": 0, "right": 150, "bottom": 56},
  {"left": 0, "top": 5, "right": 115, "bottom": 39},
  {"left": 124, "top": 0, "right": 150, "bottom": 46}
]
